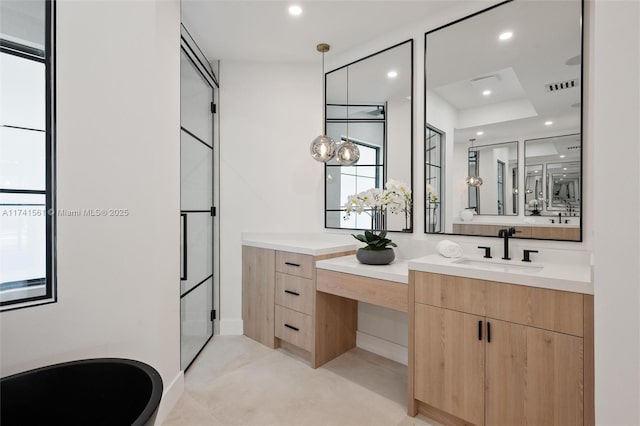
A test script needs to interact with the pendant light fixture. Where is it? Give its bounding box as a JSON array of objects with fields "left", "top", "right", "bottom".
[
  {"left": 466, "top": 138, "right": 483, "bottom": 187},
  {"left": 335, "top": 66, "right": 360, "bottom": 165},
  {"left": 310, "top": 43, "right": 337, "bottom": 162}
]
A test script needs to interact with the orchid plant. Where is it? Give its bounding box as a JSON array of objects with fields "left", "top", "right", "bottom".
[
  {"left": 343, "top": 180, "right": 412, "bottom": 249},
  {"left": 426, "top": 183, "right": 438, "bottom": 204}
]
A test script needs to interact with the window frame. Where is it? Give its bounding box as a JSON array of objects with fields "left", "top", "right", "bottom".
[{"left": 0, "top": 0, "right": 56, "bottom": 312}]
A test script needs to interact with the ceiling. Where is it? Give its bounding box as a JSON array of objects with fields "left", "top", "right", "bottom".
[
  {"left": 425, "top": 0, "right": 582, "bottom": 144},
  {"left": 180, "top": 1, "right": 468, "bottom": 63},
  {"left": 325, "top": 40, "right": 412, "bottom": 105}
]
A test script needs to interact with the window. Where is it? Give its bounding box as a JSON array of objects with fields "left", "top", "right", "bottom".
[
  {"left": 338, "top": 139, "right": 382, "bottom": 229},
  {"left": 1, "top": 0, "right": 55, "bottom": 310},
  {"left": 425, "top": 125, "right": 443, "bottom": 233}
]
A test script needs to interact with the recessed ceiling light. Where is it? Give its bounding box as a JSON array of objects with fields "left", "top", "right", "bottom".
[
  {"left": 499, "top": 31, "right": 513, "bottom": 41},
  {"left": 563, "top": 174, "right": 567, "bottom": 177},
  {"left": 288, "top": 5, "right": 302, "bottom": 16},
  {"left": 560, "top": 155, "right": 566, "bottom": 159},
  {"left": 476, "top": 131, "right": 484, "bottom": 136},
  {"left": 387, "top": 70, "right": 398, "bottom": 78},
  {"left": 482, "top": 90, "right": 491, "bottom": 96},
  {"left": 545, "top": 121, "right": 553, "bottom": 126},
  {"left": 534, "top": 170, "right": 539, "bottom": 173},
  {"left": 563, "top": 167, "right": 568, "bottom": 170}
]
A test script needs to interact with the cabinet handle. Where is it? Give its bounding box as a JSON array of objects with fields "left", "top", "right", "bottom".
[
  {"left": 284, "top": 290, "right": 300, "bottom": 296},
  {"left": 487, "top": 322, "right": 491, "bottom": 343},
  {"left": 478, "top": 320, "right": 483, "bottom": 341},
  {"left": 284, "top": 323, "right": 299, "bottom": 331},
  {"left": 284, "top": 262, "right": 300, "bottom": 267}
]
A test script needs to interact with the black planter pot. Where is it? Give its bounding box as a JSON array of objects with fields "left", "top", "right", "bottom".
[{"left": 356, "top": 248, "right": 395, "bottom": 265}]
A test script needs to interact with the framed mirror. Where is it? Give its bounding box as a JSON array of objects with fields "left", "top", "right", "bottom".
[
  {"left": 325, "top": 40, "right": 413, "bottom": 232},
  {"left": 525, "top": 134, "right": 581, "bottom": 219},
  {"left": 466, "top": 141, "right": 519, "bottom": 216},
  {"left": 424, "top": 0, "right": 582, "bottom": 241}
]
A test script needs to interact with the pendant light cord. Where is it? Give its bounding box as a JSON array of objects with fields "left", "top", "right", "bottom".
[
  {"left": 321, "top": 50, "right": 325, "bottom": 127},
  {"left": 346, "top": 66, "right": 349, "bottom": 143}
]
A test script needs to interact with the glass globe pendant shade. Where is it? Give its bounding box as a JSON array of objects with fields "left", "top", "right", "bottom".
[
  {"left": 466, "top": 175, "right": 483, "bottom": 187},
  {"left": 335, "top": 140, "right": 360, "bottom": 166},
  {"left": 310, "top": 134, "right": 337, "bottom": 162}
]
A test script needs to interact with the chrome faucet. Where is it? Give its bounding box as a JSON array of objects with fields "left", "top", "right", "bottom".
[{"left": 498, "top": 227, "right": 518, "bottom": 260}]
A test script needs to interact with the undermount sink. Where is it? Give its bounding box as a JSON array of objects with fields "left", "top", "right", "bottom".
[{"left": 452, "top": 257, "right": 543, "bottom": 273}]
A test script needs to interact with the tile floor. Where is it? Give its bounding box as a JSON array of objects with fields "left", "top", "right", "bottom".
[{"left": 163, "top": 335, "right": 440, "bottom": 426}]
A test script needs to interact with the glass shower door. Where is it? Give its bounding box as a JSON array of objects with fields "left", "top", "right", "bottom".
[{"left": 180, "top": 48, "right": 214, "bottom": 370}]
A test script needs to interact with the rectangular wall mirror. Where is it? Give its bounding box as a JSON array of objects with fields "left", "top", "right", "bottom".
[
  {"left": 525, "top": 134, "right": 581, "bottom": 218},
  {"left": 325, "top": 40, "right": 413, "bottom": 232},
  {"left": 466, "top": 141, "right": 518, "bottom": 216},
  {"left": 424, "top": 0, "right": 582, "bottom": 241}
]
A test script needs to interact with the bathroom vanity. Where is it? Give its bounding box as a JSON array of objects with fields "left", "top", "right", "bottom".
[
  {"left": 242, "top": 234, "right": 593, "bottom": 425},
  {"left": 452, "top": 223, "right": 581, "bottom": 241},
  {"left": 241, "top": 235, "right": 356, "bottom": 366},
  {"left": 407, "top": 255, "right": 593, "bottom": 426}
]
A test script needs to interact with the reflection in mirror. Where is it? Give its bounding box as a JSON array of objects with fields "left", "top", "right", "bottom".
[
  {"left": 465, "top": 141, "right": 518, "bottom": 216},
  {"left": 325, "top": 40, "right": 413, "bottom": 231},
  {"left": 424, "top": 0, "right": 582, "bottom": 241},
  {"left": 425, "top": 125, "right": 444, "bottom": 232},
  {"left": 524, "top": 164, "right": 543, "bottom": 213},
  {"left": 524, "top": 134, "right": 581, "bottom": 217}
]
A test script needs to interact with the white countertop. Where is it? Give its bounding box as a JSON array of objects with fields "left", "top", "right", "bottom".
[
  {"left": 408, "top": 254, "right": 592, "bottom": 294},
  {"left": 316, "top": 255, "right": 409, "bottom": 284},
  {"left": 242, "top": 233, "right": 358, "bottom": 256}
]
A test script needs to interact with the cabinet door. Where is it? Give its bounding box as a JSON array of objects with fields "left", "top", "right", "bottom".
[
  {"left": 242, "top": 246, "right": 276, "bottom": 348},
  {"left": 486, "top": 320, "right": 583, "bottom": 425},
  {"left": 414, "top": 304, "right": 485, "bottom": 426}
]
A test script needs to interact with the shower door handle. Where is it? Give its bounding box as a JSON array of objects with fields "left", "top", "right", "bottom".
[{"left": 180, "top": 213, "right": 187, "bottom": 281}]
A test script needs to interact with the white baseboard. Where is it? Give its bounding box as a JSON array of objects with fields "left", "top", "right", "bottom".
[
  {"left": 356, "top": 331, "right": 408, "bottom": 365},
  {"left": 219, "top": 318, "right": 243, "bottom": 335},
  {"left": 154, "top": 370, "right": 184, "bottom": 425}
]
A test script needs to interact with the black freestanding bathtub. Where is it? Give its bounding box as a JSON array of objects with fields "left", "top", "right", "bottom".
[{"left": 0, "top": 358, "right": 163, "bottom": 426}]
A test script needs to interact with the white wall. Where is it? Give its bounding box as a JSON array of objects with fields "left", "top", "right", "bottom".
[
  {"left": 0, "top": 0, "right": 183, "bottom": 422},
  {"left": 218, "top": 62, "right": 325, "bottom": 334},
  {"left": 591, "top": 0, "right": 640, "bottom": 424}
]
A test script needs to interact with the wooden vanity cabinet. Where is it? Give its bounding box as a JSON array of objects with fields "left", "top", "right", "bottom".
[
  {"left": 452, "top": 223, "right": 580, "bottom": 241},
  {"left": 242, "top": 245, "right": 354, "bottom": 364},
  {"left": 242, "top": 246, "right": 276, "bottom": 348},
  {"left": 273, "top": 250, "right": 315, "bottom": 353},
  {"left": 409, "top": 271, "right": 593, "bottom": 426}
]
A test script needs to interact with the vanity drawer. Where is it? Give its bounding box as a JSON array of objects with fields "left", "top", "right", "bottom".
[
  {"left": 414, "top": 272, "right": 487, "bottom": 316},
  {"left": 485, "top": 281, "right": 584, "bottom": 336},
  {"left": 415, "top": 271, "right": 585, "bottom": 336},
  {"left": 275, "top": 273, "right": 313, "bottom": 315},
  {"left": 275, "top": 305, "right": 313, "bottom": 352},
  {"left": 275, "top": 251, "right": 314, "bottom": 279}
]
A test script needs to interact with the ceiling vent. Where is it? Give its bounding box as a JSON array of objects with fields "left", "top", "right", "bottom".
[
  {"left": 545, "top": 78, "right": 580, "bottom": 92},
  {"left": 470, "top": 75, "right": 501, "bottom": 89}
]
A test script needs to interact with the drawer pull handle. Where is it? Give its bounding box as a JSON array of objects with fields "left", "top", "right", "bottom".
[
  {"left": 478, "top": 320, "right": 483, "bottom": 341},
  {"left": 487, "top": 322, "right": 491, "bottom": 343},
  {"left": 284, "top": 290, "right": 300, "bottom": 296},
  {"left": 284, "top": 323, "right": 299, "bottom": 331},
  {"left": 284, "top": 262, "right": 300, "bottom": 267}
]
